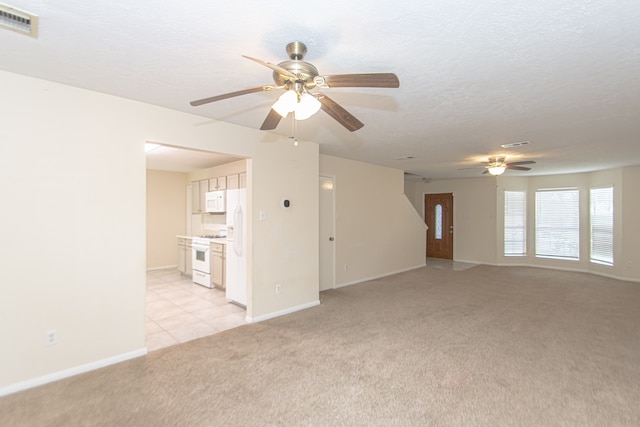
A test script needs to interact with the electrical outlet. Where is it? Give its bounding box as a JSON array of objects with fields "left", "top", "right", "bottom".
[
  {"left": 45, "top": 329, "right": 58, "bottom": 347},
  {"left": 275, "top": 284, "right": 281, "bottom": 294}
]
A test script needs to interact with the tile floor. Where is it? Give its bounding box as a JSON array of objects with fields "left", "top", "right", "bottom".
[{"left": 146, "top": 268, "right": 246, "bottom": 352}]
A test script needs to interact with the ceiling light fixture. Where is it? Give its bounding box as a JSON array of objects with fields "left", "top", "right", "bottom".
[
  {"left": 488, "top": 165, "right": 506, "bottom": 176},
  {"left": 272, "top": 83, "right": 321, "bottom": 121},
  {"left": 294, "top": 93, "right": 321, "bottom": 120},
  {"left": 272, "top": 90, "right": 297, "bottom": 117}
]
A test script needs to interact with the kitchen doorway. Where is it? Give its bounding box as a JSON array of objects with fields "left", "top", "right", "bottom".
[
  {"left": 145, "top": 144, "right": 251, "bottom": 351},
  {"left": 425, "top": 193, "right": 454, "bottom": 260}
]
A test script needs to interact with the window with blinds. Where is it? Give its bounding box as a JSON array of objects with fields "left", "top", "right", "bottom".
[
  {"left": 590, "top": 187, "right": 614, "bottom": 266},
  {"left": 504, "top": 190, "right": 526, "bottom": 256},
  {"left": 535, "top": 189, "right": 579, "bottom": 260}
]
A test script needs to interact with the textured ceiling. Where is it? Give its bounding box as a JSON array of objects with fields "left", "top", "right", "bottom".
[{"left": 2, "top": 1, "right": 639, "bottom": 178}]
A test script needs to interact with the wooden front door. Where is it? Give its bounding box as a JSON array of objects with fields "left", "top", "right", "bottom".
[{"left": 425, "top": 193, "right": 454, "bottom": 259}]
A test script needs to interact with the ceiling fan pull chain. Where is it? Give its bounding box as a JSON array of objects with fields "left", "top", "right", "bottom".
[{"left": 289, "top": 114, "right": 298, "bottom": 146}]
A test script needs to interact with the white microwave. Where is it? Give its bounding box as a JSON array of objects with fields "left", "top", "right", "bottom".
[{"left": 205, "top": 190, "right": 226, "bottom": 213}]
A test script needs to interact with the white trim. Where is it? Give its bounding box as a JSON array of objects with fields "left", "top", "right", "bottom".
[
  {"left": 0, "top": 348, "right": 147, "bottom": 397},
  {"left": 146, "top": 265, "right": 177, "bottom": 271},
  {"left": 454, "top": 258, "right": 488, "bottom": 265},
  {"left": 592, "top": 270, "right": 640, "bottom": 283},
  {"left": 336, "top": 263, "right": 426, "bottom": 288},
  {"left": 319, "top": 174, "right": 337, "bottom": 291},
  {"left": 246, "top": 300, "right": 320, "bottom": 323},
  {"left": 493, "top": 261, "right": 640, "bottom": 283}
]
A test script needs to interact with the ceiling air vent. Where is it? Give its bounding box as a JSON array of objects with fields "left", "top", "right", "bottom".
[
  {"left": 0, "top": 3, "right": 38, "bottom": 37},
  {"left": 501, "top": 141, "right": 530, "bottom": 149}
]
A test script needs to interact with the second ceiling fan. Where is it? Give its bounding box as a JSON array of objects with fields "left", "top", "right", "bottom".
[
  {"left": 190, "top": 41, "right": 400, "bottom": 132},
  {"left": 481, "top": 156, "right": 536, "bottom": 175}
]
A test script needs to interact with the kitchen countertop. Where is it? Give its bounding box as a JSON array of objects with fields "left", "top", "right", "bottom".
[{"left": 177, "top": 235, "right": 227, "bottom": 244}]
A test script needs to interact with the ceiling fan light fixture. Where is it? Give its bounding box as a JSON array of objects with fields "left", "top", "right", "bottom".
[
  {"left": 488, "top": 165, "right": 506, "bottom": 176},
  {"left": 294, "top": 93, "right": 321, "bottom": 120},
  {"left": 272, "top": 90, "right": 297, "bottom": 118}
]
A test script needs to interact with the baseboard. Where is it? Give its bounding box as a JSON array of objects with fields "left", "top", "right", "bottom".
[
  {"left": 246, "top": 300, "right": 320, "bottom": 323},
  {"left": 0, "top": 348, "right": 147, "bottom": 397},
  {"left": 495, "top": 262, "right": 640, "bottom": 283},
  {"left": 146, "top": 265, "right": 177, "bottom": 271},
  {"left": 590, "top": 269, "right": 638, "bottom": 282},
  {"left": 454, "top": 258, "right": 488, "bottom": 265},
  {"left": 336, "top": 263, "right": 426, "bottom": 288}
]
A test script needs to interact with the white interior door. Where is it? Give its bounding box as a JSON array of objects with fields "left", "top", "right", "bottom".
[{"left": 319, "top": 175, "right": 335, "bottom": 291}]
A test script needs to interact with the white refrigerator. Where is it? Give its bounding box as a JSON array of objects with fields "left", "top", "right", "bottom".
[{"left": 225, "top": 188, "right": 247, "bottom": 307}]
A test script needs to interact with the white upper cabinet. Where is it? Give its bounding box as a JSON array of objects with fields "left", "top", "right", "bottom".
[
  {"left": 192, "top": 179, "right": 209, "bottom": 213},
  {"left": 209, "top": 176, "right": 227, "bottom": 191},
  {"left": 227, "top": 174, "right": 239, "bottom": 190}
]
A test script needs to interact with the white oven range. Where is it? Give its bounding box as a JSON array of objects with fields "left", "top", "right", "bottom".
[{"left": 191, "top": 238, "right": 212, "bottom": 288}]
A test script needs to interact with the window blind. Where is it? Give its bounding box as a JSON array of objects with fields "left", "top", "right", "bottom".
[
  {"left": 590, "top": 187, "right": 614, "bottom": 265},
  {"left": 535, "top": 189, "right": 579, "bottom": 260},
  {"left": 504, "top": 190, "right": 526, "bottom": 256}
]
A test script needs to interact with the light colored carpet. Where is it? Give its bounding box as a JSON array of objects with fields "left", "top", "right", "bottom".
[{"left": 2, "top": 265, "right": 640, "bottom": 426}]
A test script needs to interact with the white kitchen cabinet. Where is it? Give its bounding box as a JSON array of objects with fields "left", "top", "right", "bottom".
[
  {"left": 227, "top": 174, "right": 239, "bottom": 190},
  {"left": 239, "top": 172, "right": 247, "bottom": 189},
  {"left": 198, "top": 179, "right": 208, "bottom": 212},
  {"left": 217, "top": 176, "right": 227, "bottom": 190},
  {"left": 177, "top": 237, "right": 192, "bottom": 275},
  {"left": 209, "top": 176, "right": 227, "bottom": 191},
  {"left": 192, "top": 179, "right": 209, "bottom": 213},
  {"left": 211, "top": 242, "right": 225, "bottom": 289},
  {"left": 191, "top": 181, "right": 200, "bottom": 213}
]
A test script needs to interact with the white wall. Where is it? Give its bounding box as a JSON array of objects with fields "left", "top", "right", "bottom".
[
  {"left": 0, "top": 70, "right": 319, "bottom": 393},
  {"left": 320, "top": 155, "right": 426, "bottom": 286},
  {"left": 146, "top": 170, "right": 188, "bottom": 269},
  {"left": 496, "top": 170, "right": 628, "bottom": 278},
  {"left": 408, "top": 178, "right": 498, "bottom": 264},
  {"left": 1, "top": 71, "right": 147, "bottom": 391},
  {"left": 406, "top": 167, "right": 640, "bottom": 282},
  {"left": 621, "top": 166, "right": 640, "bottom": 282}
]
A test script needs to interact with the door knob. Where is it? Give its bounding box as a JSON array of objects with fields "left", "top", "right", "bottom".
[{"left": 329, "top": 237, "right": 334, "bottom": 241}]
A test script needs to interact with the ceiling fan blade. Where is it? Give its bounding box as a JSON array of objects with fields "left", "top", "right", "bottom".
[
  {"left": 317, "top": 94, "right": 364, "bottom": 132},
  {"left": 190, "top": 85, "right": 276, "bottom": 106},
  {"left": 315, "top": 73, "right": 400, "bottom": 88},
  {"left": 260, "top": 108, "right": 282, "bottom": 130},
  {"left": 482, "top": 170, "right": 489, "bottom": 175},
  {"left": 506, "top": 165, "right": 532, "bottom": 171},
  {"left": 506, "top": 160, "right": 536, "bottom": 166},
  {"left": 241, "top": 55, "right": 297, "bottom": 79}
]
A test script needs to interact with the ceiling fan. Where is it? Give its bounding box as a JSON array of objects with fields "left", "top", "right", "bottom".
[
  {"left": 480, "top": 156, "right": 536, "bottom": 175},
  {"left": 189, "top": 41, "right": 400, "bottom": 132}
]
